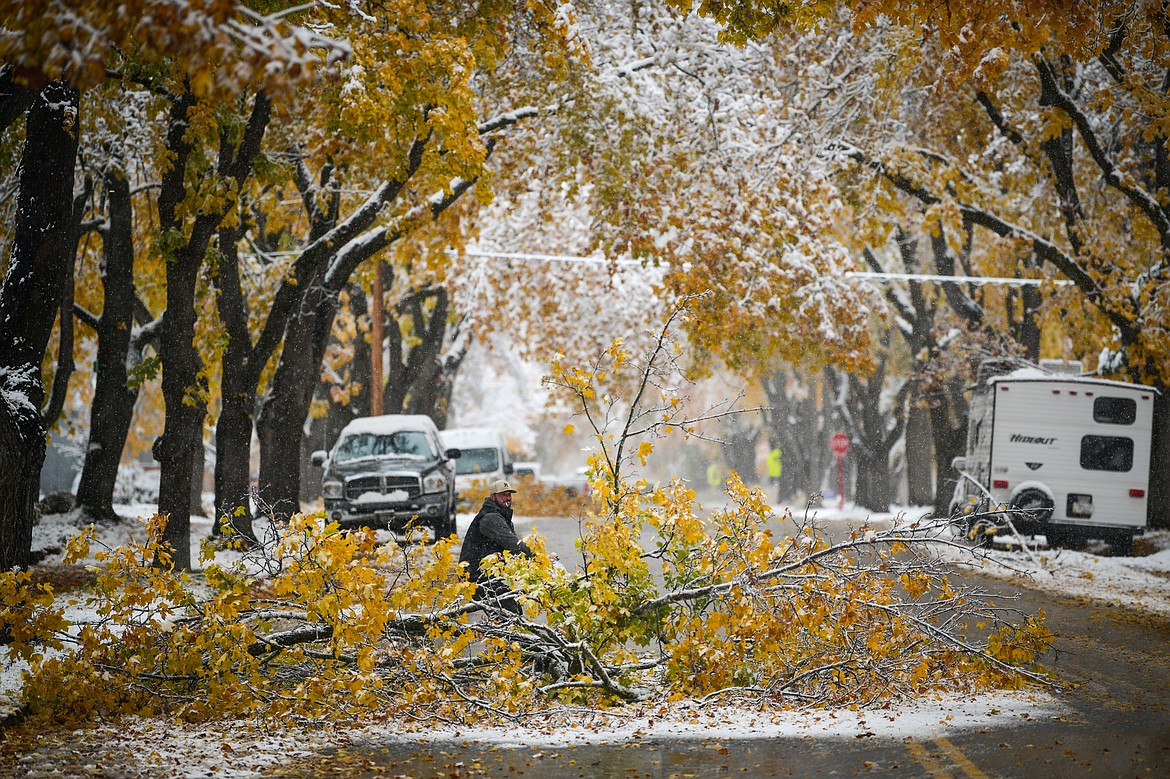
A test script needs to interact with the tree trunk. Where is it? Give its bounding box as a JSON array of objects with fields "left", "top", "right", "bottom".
[
  {"left": 0, "top": 81, "right": 79, "bottom": 570},
  {"left": 841, "top": 361, "right": 907, "bottom": 513},
  {"left": 152, "top": 93, "right": 206, "bottom": 570},
  {"left": 301, "top": 390, "right": 356, "bottom": 504},
  {"left": 40, "top": 181, "right": 91, "bottom": 431},
  {"left": 212, "top": 228, "right": 260, "bottom": 539},
  {"left": 296, "top": 282, "right": 368, "bottom": 505},
  {"left": 214, "top": 395, "right": 256, "bottom": 531},
  {"left": 763, "top": 368, "right": 833, "bottom": 503},
  {"left": 905, "top": 398, "right": 934, "bottom": 506},
  {"left": 851, "top": 376, "right": 893, "bottom": 513},
  {"left": 722, "top": 416, "right": 761, "bottom": 485},
  {"left": 152, "top": 237, "right": 207, "bottom": 569},
  {"left": 853, "top": 449, "right": 889, "bottom": 511},
  {"left": 0, "top": 65, "right": 34, "bottom": 135},
  {"left": 154, "top": 91, "right": 270, "bottom": 566},
  {"left": 348, "top": 280, "right": 373, "bottom": 417},
  {"left": 254, "top": 140, "right": 461, "bottom": 518},
  {"left": 257, "top": 270, "right": 337, "bottom": 519},
  {"left": 76, "top": 167, "right": 138, "bottom": 523},
  {"left": 928, "top": 375, "right": 969, "bottom": 517},
  {"left": 0, "top": 401, "right": 43, "bottom": 570},
  {"left": 395, "top": 288, "right": 464, "bottom": 422},
  {"left": 422, "top": 354, "right": 459, "bottom": 429},
  {"left": 1147, "top": 391, "right": 1169, "bottom": 530},
  {"left": 189, "top": 441, "right": 206, "bottom": 517},
  {"left": 1008, "top": 282, "right": 1042, "bottom": 361},
  {"left": 397, "top": 288, "right": 448, "bottom": 417}
]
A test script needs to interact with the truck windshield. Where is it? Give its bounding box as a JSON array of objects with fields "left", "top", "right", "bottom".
[
  {"left": 454, "top": 447, "right": 500, "bottom": 475},
  {"left": 334, "top": 431, "right": 436, "bottom": 463}
]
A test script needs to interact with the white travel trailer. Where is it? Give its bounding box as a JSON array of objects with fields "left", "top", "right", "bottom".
[{"left": 953, "top": 364, "right": 1163, "bottom": 554}]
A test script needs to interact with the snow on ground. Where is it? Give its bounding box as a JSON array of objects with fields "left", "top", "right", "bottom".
[
  {"left": 403, "top": 689, "right": 1062, "bottom": 745},
  {"left": 4, "top": 501, "right": 1169, "bottom": 777},
  {"left": 952, "top": 536, "right": 1170, "bottom": 617},
  {"left": 7, "top": 689, "right": 1061, "bottom": 779},
  {"left": 801, "top": 501, "right": 1170, "bottom": 618}
]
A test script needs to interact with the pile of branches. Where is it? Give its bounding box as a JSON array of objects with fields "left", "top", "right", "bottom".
[
  {"left": 1, "top": 478, "right": 1051, "bottom": 728},
  {"left": 1, "top": 302, "right": 1052, "bottom": 726}
]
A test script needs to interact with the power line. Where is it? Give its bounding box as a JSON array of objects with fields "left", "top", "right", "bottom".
[
  {"left": 243, "top": 246, "right": 1075, "bottom": 287},
  {"left": 461, "top": 249, "right": 646, "bottom": 267},
  {"left": 844, "top": 272, "right": 1072, "bottom": 287},
  {"left": 463, "top": 251, "right": 1072, "bottom": 287}
]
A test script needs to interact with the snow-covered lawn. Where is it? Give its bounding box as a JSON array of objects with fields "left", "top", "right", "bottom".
[
  {"left": 4, "top": 502, "right": 1168, "bottom": 777},
  {"left": 806, "top": 501, "right": 1170, "bottom": 618}
]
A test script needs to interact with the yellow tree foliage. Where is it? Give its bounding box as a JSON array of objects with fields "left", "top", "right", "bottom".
[
  {"left": 667, "top": 0, "right": 1112, "bottom": 80},
  {"left": 0, "top": 0, "right": 346, "bottom": 97},
  {"left": 0, "top": 470, "right": 1053, "bottom": 729},
  {"left": 660, "top": 0, "right": 1170, "bottom": 391},
  {"left": 455, "top": 5, "right": 887, "bottom": 380},
  {"left": 1, "top": 303, "right": 1053, "bottom": 735}
]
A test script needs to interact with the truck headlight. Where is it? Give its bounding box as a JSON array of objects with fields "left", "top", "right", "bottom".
[
  {"left": 323, "top": 480, "right": 343, "bottom": 499},
  {"left": 423, "top": 472, "right": 447, "bottom": 494}
]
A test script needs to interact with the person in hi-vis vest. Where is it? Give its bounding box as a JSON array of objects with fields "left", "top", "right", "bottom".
[{"left": 767, "top": 446, "right": 782, "bottom": 503}]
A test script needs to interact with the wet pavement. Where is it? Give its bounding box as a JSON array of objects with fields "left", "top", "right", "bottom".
[{"left": 268, "top": 564, "right": 1170, "bottom": 779}]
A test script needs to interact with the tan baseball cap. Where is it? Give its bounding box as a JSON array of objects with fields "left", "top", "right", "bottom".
[{"left": 489, "top": 479, "right": 517, "bottom": 495}]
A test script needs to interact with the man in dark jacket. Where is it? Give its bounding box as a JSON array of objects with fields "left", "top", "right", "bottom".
[{"left": 458, "top": 479, "right": 533, "bottom": 613}]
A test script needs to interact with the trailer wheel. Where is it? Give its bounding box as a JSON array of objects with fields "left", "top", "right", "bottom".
[
  {"left": 1010, "top": 487, "right": 1054, "bottom": 524},
  {"left": 1112, "top": 532, "right": 1134, "bottom": 557}
]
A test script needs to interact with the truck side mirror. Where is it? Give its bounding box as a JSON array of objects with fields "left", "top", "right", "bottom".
[
  {"left": 950, "top": 456, "right": 966, "bottom": 472},
  {"left": 310, "top": 450, "right": 328, "bottom": 468},
  {"left": 445, "top": 448, "right": 461, "bottom": 460},
  {"left": 504, "top": 462, "right": 514, "bottom": 475}
]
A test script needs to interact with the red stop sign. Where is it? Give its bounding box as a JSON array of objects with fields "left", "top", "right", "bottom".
[{"left": 830, "top": 432, "right": 850, "bottom": 456}]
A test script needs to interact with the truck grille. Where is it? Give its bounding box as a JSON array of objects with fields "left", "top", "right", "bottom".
[{"left": 345, "top": 475, "right": 422, "bottom": 501}]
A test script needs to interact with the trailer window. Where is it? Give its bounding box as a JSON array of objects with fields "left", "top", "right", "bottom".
[
  {"left": 1093, "top": 396, "right": 1136, "bottom": 425},
  {"left": 1080, "top": 435, "right": 1133, "bottom": 472}
]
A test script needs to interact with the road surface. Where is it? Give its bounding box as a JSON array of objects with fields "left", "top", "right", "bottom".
[{"left": 286, "top": 513, "right": 1170, "bottom": 778}]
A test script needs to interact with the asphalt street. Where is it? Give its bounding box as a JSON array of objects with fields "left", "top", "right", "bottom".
[{"left": 287, "top": 512, "right": 1170, "bottom": 778}]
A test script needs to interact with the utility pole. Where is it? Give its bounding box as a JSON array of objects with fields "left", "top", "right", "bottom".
[{"left": 370, "top": 260, "right": 384, "bottom": 416}]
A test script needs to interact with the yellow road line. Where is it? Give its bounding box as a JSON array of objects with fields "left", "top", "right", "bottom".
[
  {"left": 935, "top": 737, "right": 990, "bottom": 779},
  {"left": 905, "top": 739, "right": 954, "bottom": 779}
]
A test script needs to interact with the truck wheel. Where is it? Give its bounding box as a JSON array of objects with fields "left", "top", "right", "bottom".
[
  {"left": 1011, "top": 487, "right": 1054, "bottom": 524},
  {"left": 433, "top": 512, "right": 457, "bottom": 542}
]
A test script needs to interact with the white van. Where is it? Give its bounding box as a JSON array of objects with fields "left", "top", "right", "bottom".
[
  {"left": 439, "top": 427, "right": 513, "bottom": 498},
  {"left": 953, "top": 363, "right": 1162, "bottom": 554}
]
